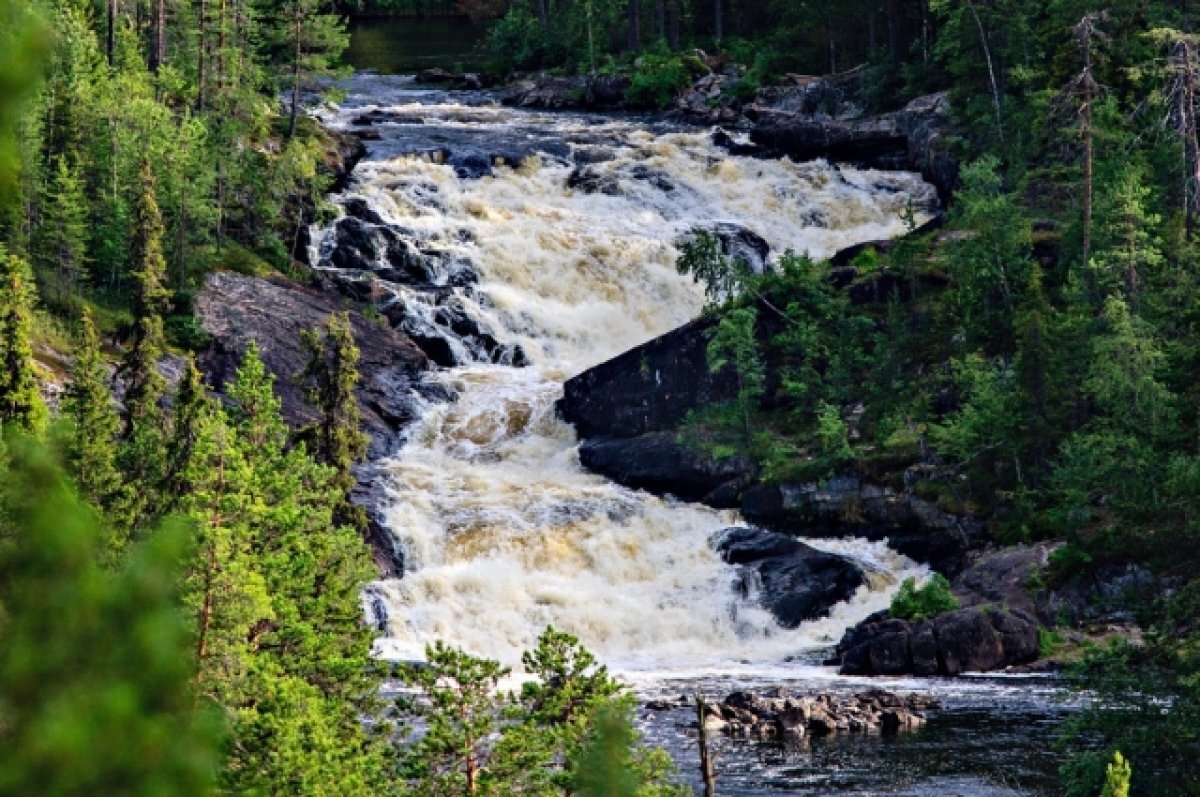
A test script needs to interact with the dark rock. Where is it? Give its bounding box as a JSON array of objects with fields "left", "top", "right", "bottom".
[
  {"left": 579, "top": 433, "right": 753, "bottom": 502},
  {"left": 502, "top": 74, "right": 631, "bottom": 110},
  {"left": 680, "top": 222, "right": 771, "bottom": 275},
  {"left": 935, "top": 608, "right": 1006, "bottom": 675},
  {"left": 557, "top": 315, "right": 731, "bottom": 440},
  {"left": 714, "top": 526, "right": 802, "bottom": 564},
  {"left": 195, "top": 271, "right": 430, "bottom": 459},
  {"left": 713, "top": 528, "right": 865, "bottom": 628},
  {"left": 953, "top": 544, "right": 1051, "bottom": 618},
  {"left": 416, "top": 67, "right": 460, "bottom": 85},
  {"left": 837, "top": 605, "right": 1040, "bottom": 677},
  {"left": 749, "top": 92, "right": 958, "bottom": 204},
  {"left": 740, "top": 479, "right": 985, "bottom": 576},
  {"left": 715, "top": 687, "right": 935, "bottom": 739}
]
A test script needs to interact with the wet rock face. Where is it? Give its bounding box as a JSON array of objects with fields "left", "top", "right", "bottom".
[
  {"left": 713, "top": 528, "right": 866, "bottom": 628},
  {"left": 579, "top": 432, "right": 753, "bottom": 505},
  {"left": 836, "top": 606, "right": 1040, "bottom": 677},
  {"left": 315, "top": 198, "right": 528, "bottom": 371},
  {"left": 194, "top": 271, "right": 433, "bottom": 459},
  {"left": 502, "top": 74, "right": 632, "bottom": 110},
  {"left": 747, "top": 91, "right": 959, "bottom": 203},
  {"left": 195, "top": 271, "right": 442, "bottom": 577},
  {"left": 700, "top": 688, "right": 938, "bottom": 740}
]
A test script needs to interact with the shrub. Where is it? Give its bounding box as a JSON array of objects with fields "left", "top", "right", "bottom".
[
  {"left": 627, "top": 53, "right": 696, "bottom": 109},
  {"left": 889, "top": 574, "right": 958, "bottom": 621}
]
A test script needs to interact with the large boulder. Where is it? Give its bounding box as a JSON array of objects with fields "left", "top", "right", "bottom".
[
  {"left": 837, "top": 605, "right": 1040, "bottom": 676},
  {"left": 713, "top": 528, "right": 866, "bottom": 628},
  {"left": 557, "top": 315, "right": 732, "bottom": 440}
]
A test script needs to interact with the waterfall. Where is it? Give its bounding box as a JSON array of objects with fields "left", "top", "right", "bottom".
[{"left": 315, "top": 75, "right": 934, "bottom": 674}]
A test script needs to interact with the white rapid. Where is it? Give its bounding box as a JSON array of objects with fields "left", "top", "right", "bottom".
[{"left": 317, "top": 76, "right": 936, "bottom": 674}]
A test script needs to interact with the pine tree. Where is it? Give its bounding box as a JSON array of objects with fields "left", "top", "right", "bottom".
[
  {"left": 0, "top": 246, "right": 47, "bottom": 434},
  {"left": 397, "top": 642, "right": 511, "bottom": 796},
  {"left": 298, "top": 312, "right": 368, "bottom": 529},
  {"left": 63, "top": 308, "right": 127, "bottom": 542},
  {"left": 33, "top": 155, "right": 90, "bottom": 308}
]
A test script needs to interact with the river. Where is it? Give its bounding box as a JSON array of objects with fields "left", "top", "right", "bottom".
[{"left": 315, "top": 30, "right": 1072, "bottom": 792}]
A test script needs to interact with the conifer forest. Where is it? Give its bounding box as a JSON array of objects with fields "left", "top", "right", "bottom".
[{"left": 3, "top": 0, "right": 1200, "bottom": 795}]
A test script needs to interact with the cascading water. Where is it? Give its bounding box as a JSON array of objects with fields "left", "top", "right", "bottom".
[{"left": 313, "top": 75, "right": 937, "bottom": 674}]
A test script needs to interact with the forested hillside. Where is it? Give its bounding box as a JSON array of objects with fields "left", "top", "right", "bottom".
[{"left": 2, "top": 0, "right": 1200, "bottom": 794}]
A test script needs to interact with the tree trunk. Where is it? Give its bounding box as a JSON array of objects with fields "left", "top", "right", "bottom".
[
  {"left": 696, "top": 695, "right": 717, "bottom": 797},
  {"left": 628, "top": 0, "right": 641, "bottom": 51},
  {"left": 289, "top": 9, "right": 302, "bottom": 139},
  {"left": 655, "top": 0, "right": 665, "bottom": 41},
  {"left": 1180, "top": 40, "right": 1200, "bottom": 237},
  {"left": 714, "top": 0, "right": 723, "bottom": 44},
  {"left": 966, "top": 0, "right": 1004, "bottom": 143},
  {"left": 107, "top": 0, "right": 118, "bottom": 66},
  {"left": 153, "top": 0, "right": 166, "bottom": 73},
  {"left": 667, "top": 0, "right": 680, "bottom": 48},
  {"left": 535, "top": 0, "right": 548, "bottom": 26},
  {"left": 197, "top": 0, "right": 207, "bottom": 110},
  {"left": 887, "top": 0, "right": 903, "bottom": 64}
]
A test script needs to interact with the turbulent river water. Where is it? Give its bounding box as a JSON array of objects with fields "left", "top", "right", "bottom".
[{"left": 313, "top": 71, "right": 1070, "bottom": 795}]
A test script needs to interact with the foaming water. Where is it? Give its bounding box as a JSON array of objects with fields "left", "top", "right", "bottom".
[{"left": 320, "top": 75, "right": 936, "bottom": 674}]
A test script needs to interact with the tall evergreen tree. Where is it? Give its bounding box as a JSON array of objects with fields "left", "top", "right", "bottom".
[
  {"left": 123, "top": 156, "right": 171, "bottom": 418},
  {"left": 34, "top": 155, "right": 90, "bottom": 308},
  {"left": 297, "top": 312, "right": 368, "bottom": 529},
  {"left": 0, "top": 246, "right": 47, "bottom": 434},
  {"left": 63, "top": 308, "right": 127, "bottom": 541}
]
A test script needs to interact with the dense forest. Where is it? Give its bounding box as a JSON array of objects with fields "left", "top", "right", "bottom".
[{"left": 2, "top": 0, "right": 1200, "bottom": 794}]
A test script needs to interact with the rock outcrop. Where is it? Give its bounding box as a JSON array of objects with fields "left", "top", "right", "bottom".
[
  {"left": 697, "top": 688, "right": 938, "bottom": 739},
  {"left": 502, "top": 74, "right": 632, "bottom": 110},
  {"left": 713, "top": 527, "right": 866, "bottom": 628},
  {"left": 196, "top": 271, "right": 438, "bottom": 576},
  {"left": 556, "top": 304, "right": 986, "bottom": 575},
  {"left": 748, "top": 92, "right": 959, "bottom": 203},
  {"left": 836, "top": 606, "right": 1040, "bottom": 676},
  {"left": 740, "top": 477, "right": 986, "bottom": 576}
]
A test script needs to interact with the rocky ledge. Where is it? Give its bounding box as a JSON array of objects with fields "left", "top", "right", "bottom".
[
  {"left": 195, "top": 271, "right": 441, "bottom": 576},
  {"left": 692, "top": 688, "right": 938, "bottom": 740},
  {"left": 835, "top": 606, "right": 1040, "bottom": 677}
]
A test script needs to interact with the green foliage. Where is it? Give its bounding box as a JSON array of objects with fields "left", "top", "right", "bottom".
[
  {"left": 0, "top": 247, "right": 48, "bottom": 434},
  {"left": 572, "top": 705, "right": 640, "bottom": 797},
  {"left": 0, "top": 0, "right": 48, "bottom": 202},
  {"left": 626, "top": 52, "right": 697, "bottom": 109},
  {"left": 676, "top": 229, "right": 752, "bottom": 306},
  {"left": 298, "top": 312, "right": 369, "bottom": 529},
  {"left": 63, "top": 309, "right": 128, "bottom": 548},
  {"left": 889, "top": 574, "right": 958, "bottom": 621},
  {"left": 707, "top": 306, "right": 765, "bottom": 441},
  {"left": 1100, "top": 752, "right": 1132, "bottom": 797},
  {"left": 0, "top": 440, "right": 222, "bottom": 797}
]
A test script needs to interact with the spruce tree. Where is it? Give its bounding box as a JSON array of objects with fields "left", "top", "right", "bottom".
[
  {"left": 63, "top": 308, "right": 127, "bottom": 541},
  {"left": 124, "top": 158, "right": 171, "bottom": 430},
  {"left": 298, "top": 312, "right": 368, "bottom": 529},
  {"left": 165, "top": 356, "right": 212, "bottom": 502},
  {"left": 119, "top": 159, "right": 173, "bottom": 527},
  {"left": 34, "top": 155, "right": 90, "bottom": 308},
  {"left": 227, "top": 340, "right": 288, "bottom": 455},
  {"left": 0, "top": 246, "right": 47, "bottom": 434}
]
